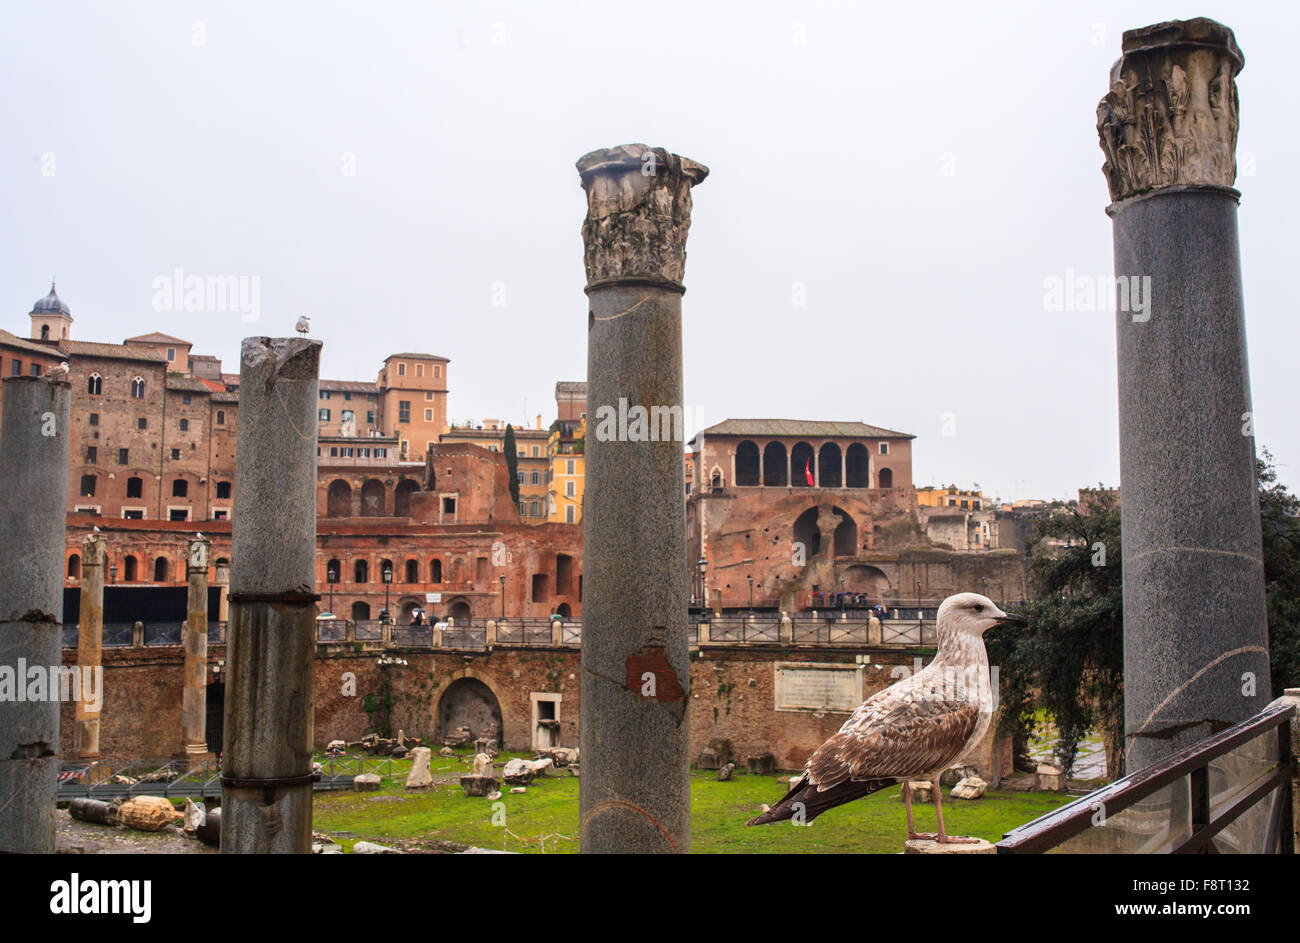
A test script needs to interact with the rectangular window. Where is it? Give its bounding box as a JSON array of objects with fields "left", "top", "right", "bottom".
[
  {"left": 566, "top": 459, "right": 575, "bottom": 475},
  {"left": 123, "top": 509, "right": 143, "bottom": 520},
  {"left": 416, "top": 364, "right": 423, "bottom": 377},
  {"left": 375, "top": 448, "right": 387, "bottom": 459},
  {"left": 879, "top": 442, "right": 889, "bottom": 454},
  {"left": 398, "top": 363, "right": 406, "bottom": 376},
  {"left": 30, "top": 363, "right": 40, "bottom": 376},
  {"left": 425, "top": 391, "right": 432, "bottom": 401},
  {"left": 169, "top": 508, "right": 189, "bottom": 522},
  {"left": 424, "top": 409, "right": 433, "bottom": 422},
  {"left": 565, "top": 481, "right": 575, "bottom": 498},
  {"left": 329, "top": 447, "right": 338, "bottom": 457},
  {"left": 88, "top": 413, "right": 99, "bottom": 426},
  {"left": 213, "top": 509, "right": 228, "bottom": 520},
  {"left": 531, "top": 446, "right": 539, "bottom": 457},
  {"left": 399, "top": 401, "right": 410, "bottom": 423},
  {"left": 344, "top": 392, "right": 351, "bottom": 401},
  {"left": 367, "top": 410, "right": 375, "bottom": 424},
  {"left": 434, "top": 365, "right": 440, "bottom": 379},
  {"left": 10, "top": 361, "right": 20, "bottom": 376},
  {"left": 319, "top": 409, "right": 330, "bottom": 422},
  {"left": 86, "top": 446, "right": 97, "bottom": 464},
  {"left": 182, "top": 393, "right": 191, "bottom": 404},
  {"left": 170, "top": 448, "right": 180, "bottom": 460},
  {"left": 167, "top": 348, "right": 175, "bottom": 362},
  {"left": 138, "top": 417, "right": 147, "bottom": 430},
  {"left": 565, "top": 506, "right": 575, "bottom": 524},
  {"left": 118, "top": 448, "right": 129, "bottom": 465}
]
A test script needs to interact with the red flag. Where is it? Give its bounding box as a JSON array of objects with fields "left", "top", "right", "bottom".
[{"left": 804, "top": 459, "right": 814, "bottom": 487}]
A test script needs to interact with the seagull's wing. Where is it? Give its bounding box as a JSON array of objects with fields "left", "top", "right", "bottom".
[{"left": 748, "top": 677, "right": 980, "bottom": 826}]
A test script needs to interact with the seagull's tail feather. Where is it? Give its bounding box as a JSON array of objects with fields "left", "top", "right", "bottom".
[{"left": 747, "top": 774, "right": 898, "bottom": 826}]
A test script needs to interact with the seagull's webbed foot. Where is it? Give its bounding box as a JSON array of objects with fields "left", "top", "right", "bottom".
[{"left": 908, "top": 830, "right": 938, "bottom": 841}]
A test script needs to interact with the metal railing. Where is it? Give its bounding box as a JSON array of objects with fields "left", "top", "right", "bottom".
[
  {"left": 62, "top": 622, "right": 229, "bottom": 649},
  {"left": 998, "top": 697, "right": 1296, "bottom": 854}
]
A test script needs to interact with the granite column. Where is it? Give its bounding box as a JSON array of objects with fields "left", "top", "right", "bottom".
[
  {"left": 182, "top": 536, "right": 211, "bottom": 764},
  {"left": 1097, "top": 18, "right": 1271, "bottom": 770},
  {"left": 577, "top": 144, "right": 707, "bottom": 853},
  {"left": 221, "top": 338, "right": 321, "bottom": 853},
  {"left": 0, "top": 375, "right": 71, "bottom": 853}
]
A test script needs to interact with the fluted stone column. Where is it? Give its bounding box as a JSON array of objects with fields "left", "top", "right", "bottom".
[
  {"left": 74, "top": 533, "right": 107, "bottom": 763},
  {"left": 181, "top": 537, "right": 211, "bottom": 763},
  {"left": 1097, "top": 18, "right": 1271, "bottom": 770},
  {"left": 0, "top": 375, "right": 71, "bottom": 853},
  {"left": 221, "top": 338, "right": 321, "bottom": 854},
  {"left": 578, "top": 144, "right": 707, "bottom": 853}
]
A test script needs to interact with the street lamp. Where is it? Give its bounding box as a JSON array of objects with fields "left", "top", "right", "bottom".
[
  {"left": 109, "top": 564, "right": 118, "bottom": 585},
  {"left": 840, "top": 577, "right": 846, "bottom": 612},
  {"left": 915, "top": 578, "right": 922, "bottom": 625},
  {"left": 697, "top": 557, "right": 707, "bottom": 610},
  {"left": 326, "top": 561, "right": 339, "bottom": 615},
  {"left": 381, "top": 562, "right": 393, "bottom": 622},
  {"left": 499, "top": 573, "right": 506, "bottom": 621},
  {"left": 747, "top": 574, "right": 754, "bottom": 619}
]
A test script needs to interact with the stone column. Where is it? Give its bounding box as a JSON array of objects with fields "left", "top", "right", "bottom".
[
  {"left": 74, "top": 533, "right": 107, "bottom": 763},
  {"left": 214, "top": 558, "right": 230, "bottom": 625},
  {"left": 221, "top": 338, "right": 321, "bottom": 854},
  {"left": 1098, "top": 18, "right": 1271, "bottom": 770},
  {"left": 0, "top": 375, "right": 71, "bottom": 853},
  {"left": 181, "top": 536, "right": 211, "bottom": 764},
  {"left": 578, "top": 144, "right": 707, "bottom": 854}
]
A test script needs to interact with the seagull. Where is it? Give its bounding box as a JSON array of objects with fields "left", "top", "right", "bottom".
[
  {"left": 295, "top": 316, "right": 310, "bottom": 335},
  {"left": 92, "top": 525, "right": 101, "bottom": 533},
  {"left": 195, "top": 532, "right": 205, "bottom": 540},
  {"left": 47, "top": 362, "right": 70, "bottom": 379},
  {"left": 747, "top": 592, "right": 1028, "bottom": 843}
]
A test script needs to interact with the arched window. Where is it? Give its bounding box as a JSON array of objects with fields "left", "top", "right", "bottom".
[
  {"left": 711, "top": 469, "right": 723, "bottom": 490},
  {"left": 67, "top": 554, "right": 81, "bottom": 580},
  {"left": 124, "top": 555, "right": 139, "bottom": 582},
  {"left": 735, "top": 441, "right": 760, "bottom": 486},
  {"left": 528, "top": 500, "right": 540, "bottom": 517},
  {"left": 762, "top": 442, "right": 788, "bottom": 486},
  {"left": 791, "top": 442, "right": 816, "bottom": 488},
  {"left": 360, "top": 478, "right": 386, "bottom": 516},
  {"left": 405, "top": 559, "right": 419, "bottom": 583},
  {"left": 878, "top": 467, "right": 893, "bottom": 488},
  {"left": 394, "top": 479, "right": 418, "bottom": 517},
  {"left": 172, "top": 479, "right": 188, "bottom": 498},
  {"left": 819, "top": 443, "right": 842, "bottom": 488},
  {"left": 179, "top": 418, "right": 189, "bottom": 432},
  {"left": 126, "top": 476, "right": 143, "bottom": 499},
  {"left": 216, "top": 410, "right": 225, "bottom": 425},
  {"left": 154, "top": 557, "right": 168, "bottom": 582},
  {"left": 429, "top": 559, "right": 442, "bottom": 583},
  {"left": 327, "top": 480, "right": 351, "bottom": 518},
  {"left": 845, "top": 443, "right": 869, "bottom": 488},
  {"left": 131, "top": 377, "right": 145, "bottom": 399},
  {"left": 351, "top": 601, "right": 371, "bottom": 621},
  {"left": 87, "top": 373, "right": 102, "bottom": 396},
  {"left": 326, "top": 559, "right": 340, "bottom": 583},
  {"left": 354, "top": 559, "right": 369, "bottom": 583},
  {"left": 40, "top": 324, "right": 49, "bottom": 340}
]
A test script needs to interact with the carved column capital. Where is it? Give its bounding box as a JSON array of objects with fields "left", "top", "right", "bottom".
[
  {"left": 81, "top": 531, "right": 107, "bottom": 565},
  {"left": 577, "top": 144, "right": 709, "bottom": 290},
  {"left": 1097, "top": 17, "right": 1243, "bottom": 203}
]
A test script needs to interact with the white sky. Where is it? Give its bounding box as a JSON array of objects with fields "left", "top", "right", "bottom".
[{"left": 3, "top": 1, "right": 1297, "bottom": 503}]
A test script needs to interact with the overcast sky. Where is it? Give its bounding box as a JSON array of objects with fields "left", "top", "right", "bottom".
[{"left": 3, "top": 1, "right": 1297, "bottom": 503}]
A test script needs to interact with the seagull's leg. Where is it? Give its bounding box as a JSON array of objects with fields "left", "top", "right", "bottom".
[
  {"left": 903, "top": 782, "right": 936, "bottom": 841},
  {"left": 933, "top": 777, "right": 979, "bottom": 844}
]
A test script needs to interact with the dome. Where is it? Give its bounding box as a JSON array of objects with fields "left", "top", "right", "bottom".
[{"left": 32, "top": 282, "right": 71, "bottom": 317}]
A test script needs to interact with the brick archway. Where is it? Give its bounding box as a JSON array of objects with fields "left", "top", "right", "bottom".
[{"left": 433, "top": 669, "right": 505, "bottom": 746}]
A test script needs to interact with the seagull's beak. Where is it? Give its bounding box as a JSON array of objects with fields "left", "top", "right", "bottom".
[{"left": 993, "top": 612, "right": 1029, "bottom": 628}]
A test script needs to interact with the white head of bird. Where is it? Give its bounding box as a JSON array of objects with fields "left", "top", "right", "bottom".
[{"left": 936, "top": 592, "right": 1028, "bottom": 641}]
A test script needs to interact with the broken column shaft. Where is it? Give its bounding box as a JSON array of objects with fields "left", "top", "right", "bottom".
[
  {"left": 74, "top": 533, "right": 107, "bottom": 763},
  {"left": 221, "top": 338, "right": 321, "bottom": 854},
  {"left": 182, "top": 536, "right": 211, "bottom": 762},
  {"left": 1097, "top": 18, "right": 1271, "bottom": 770},
  {"left": 577, "top": 144, "right": 707, "bottom": 853},
  {"left": 0, "top": 375, "right": 71, "bottom": 853}
]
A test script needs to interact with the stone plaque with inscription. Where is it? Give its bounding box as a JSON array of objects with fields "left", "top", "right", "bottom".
[{"left": 774, "top": 663, "right": 863, "bottom": 713}]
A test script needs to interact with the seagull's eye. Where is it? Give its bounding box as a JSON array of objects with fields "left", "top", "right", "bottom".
[{"left": 973, "top": 604, "right": 984, "bottom": 612}]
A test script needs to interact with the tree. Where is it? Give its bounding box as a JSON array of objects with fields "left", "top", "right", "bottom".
[
  {"left": 988, "top": 487, "right": 1124, "bottom": 779},
  {"left": 993, "top": 453, "right": 1300, "bottom": 783},
  {"left": 504, "top": 424, "right": 520, "bottom": 507},
  {"left": 1259, "top": 449, "right": 1300, "bottom": 698}
]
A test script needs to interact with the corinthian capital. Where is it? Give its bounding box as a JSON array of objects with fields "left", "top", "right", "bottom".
[
  {"left": 577, "top": 144, "right": 709, "bottom": 290},
  {"left": 1097, "top": 17, "right": 1243, "bottom": 203}
]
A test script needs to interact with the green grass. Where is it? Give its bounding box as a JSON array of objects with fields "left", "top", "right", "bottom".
[{"left": 312, "top": 757, "right": 1075, "bottom": 854}]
